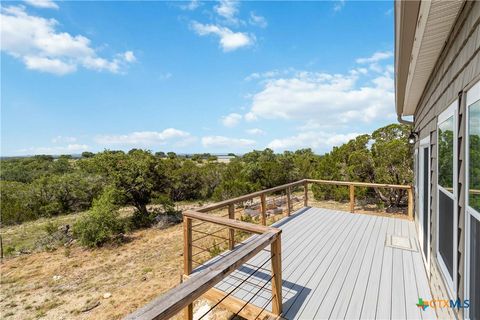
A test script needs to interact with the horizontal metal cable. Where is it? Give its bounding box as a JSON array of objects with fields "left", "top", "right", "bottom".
[{"left": 197, "top": 255, "right": 274, "bottom": 320}]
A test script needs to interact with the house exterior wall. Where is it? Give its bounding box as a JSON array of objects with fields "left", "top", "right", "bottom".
[{"left": 412, "top": 1, "right": 480, "bottom": 318}]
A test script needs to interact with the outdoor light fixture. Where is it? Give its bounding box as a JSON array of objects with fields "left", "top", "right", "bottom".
[{"left": 408, "top": 131, "right": 418, "bottom": 145}]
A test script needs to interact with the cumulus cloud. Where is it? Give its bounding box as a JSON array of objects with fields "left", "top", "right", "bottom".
[
  {"left": 244, "top": 70, "right": 285, "bottom": 81},
  {"left": 0, "top": 6, "right": 135, "bottom": 75},
  {"left": 95, "top": 129, "right": 196, "bottom": 147},
  {"left": 17, "top": 144, "right": 89, "bottom": 155},
  {"left": 23, "top": 0, "right": 58, "bottom": 9},
  {"left": 191, "top": 21, "right": 254, "bottom": 52},
  {"left": 246, "top": 67, "right": 394, "bottom": 126},
  {"left": 214, "top": 0, "right": 240, "bottom": 25},
  {"left": 249, "top": 12, "right": 267, "bottom": 28},
  {"left": 221, "top": 113, "right": 242, "bottom": 127},
  {"left": 333, "top": 0, "right": 345, "bottom": 12},
  {"left": 246, "top": 128, "right": 265, "bottom": 135},
  {"left": 267, "top": 131, "right": 360, "bottom": 152},
  {"left": 179, "top": 0, "right": 201, "bottom": 11},
  {"left": 356, "top": 51, "right": 393, "bottom": 64},
  {"left": 202, "top": 136, "right": 255, "bottom": 149}
]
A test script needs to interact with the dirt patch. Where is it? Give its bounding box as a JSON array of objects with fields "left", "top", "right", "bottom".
[{"left": 1, "top": 225, "right": 184, "bottom": 320}]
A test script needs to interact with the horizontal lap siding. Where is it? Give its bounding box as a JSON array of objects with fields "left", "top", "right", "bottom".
[{"left": 412, "top": 2, "right": 480, "bottom": 318}]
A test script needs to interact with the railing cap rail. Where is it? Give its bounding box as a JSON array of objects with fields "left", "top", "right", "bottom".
[
  {"left": 306, "top": 179, "right": 412, "bottom": 190},
  {"left": 124, "top": 231, "right": 279, "bottom": 320},
  {"left": 183, "top": 210, "right": 281, "bottom": 235},
  {"left": 197, "top": 180, "right": 307, "bottom": 212}
]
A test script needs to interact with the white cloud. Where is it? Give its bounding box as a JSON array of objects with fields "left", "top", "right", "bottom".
[
  {"left": 244, "top": 112, "right": 258, "bottom": 122},
  {"left": 191, "top": 21, "right": 254, "bottom": 52},
  {"left": 51, "top": 135, "right": 77, "bottom": 143},
  {"left": 179, "top": 0, "right": 201, "bottom": 11},
  {"left": 246, "top": 68, "right": 394, "bottom": 126},
  {"left": 245, "top": 70, "right": 283, "bottom": 81},
  {"left": 267, "top": 131, "right": 360, "bottom": 152},
  {"left": 95, "top": 129, "right": 196, "bottom": 147},
  {"left": 123, "top": 51, "right": 136, "bottom": 63},
  {"left": 333, "top": 0, "right": 345, "bottom": 12},
  {"left": 17, "top": 144, "right": 89, "bottom": 155},
  {"left": 23, "top": 56, "right": 76, "bottom": 75},
  {"left": 214, "top": 0, "right": 240, "bottom": 25},
  {"left": 202, "top": 136, "right": 255, "bottom": 149},
  {"left": 221, "top": 113, "right": 242, "bottom": 127},
  {"left": 356, "top": 51, "right": 393, "bottom": 64},
  {"left": 23, "top": 0, "right": 58, "bottom": 9},
  {"left": 249, "top": 12, "right": 267, "bottom": 28},
  {"left": 0, "top": 6, "right": 135, "bottom": 75},
  {"left": 246, "top": 128, "right": 265, "bottom": 135}
]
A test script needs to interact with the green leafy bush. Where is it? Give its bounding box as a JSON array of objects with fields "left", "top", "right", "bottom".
[{"left": 73, "top": 189, "right": 124, "bottom": 248}]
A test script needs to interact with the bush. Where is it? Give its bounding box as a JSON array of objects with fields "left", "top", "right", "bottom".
[
  {"left": 131, "top": 194, "right": 181, "bottom": 229},
  {"left": 73, "top": 189, "right": 124, "bottom": 248}
]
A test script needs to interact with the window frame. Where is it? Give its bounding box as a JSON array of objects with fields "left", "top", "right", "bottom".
[
  {"left": 465, "top": 80, "right": 480, "bottom": 320},
  {"left": 436, "top": 99, "right": 458, "bottom": 299},
  {"left": 418, "top": 136, "right": 431, "bottom": 273}
]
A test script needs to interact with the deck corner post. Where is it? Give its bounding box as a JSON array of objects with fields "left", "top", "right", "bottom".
[
  {"left": 349, "top": 184, "right": 355, "bottom": 213},
  {"left": 271, "top": 233, "right": 282, "bottom": 316},
  {"left": 407, "top": 187, "right": 414, "bottom": 220},
  {"left": 303, "top": 180, "right": 308, "bottom": 207},
  {"left": 286, "top": 187, "right": 292, "bottom": 216},
  {"left": 228, "top": 204, "right": 235, "bottom": 249},
  {"left": 260, "top": 193, "right": 267, "bottom": 226},
  {"left": 183, "top": 215, "right": 193, "bottom": 320}
]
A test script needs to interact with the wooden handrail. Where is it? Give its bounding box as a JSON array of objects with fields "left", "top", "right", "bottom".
[
  {"left": 183, "top": 210, "right": 276, "bottom": 234},
  {"left": 197, "top": 180, "right": 306, "bottom": 212},
  {"left": 306, "top": 179, "right": 412, "bottom": 190},
  {"left": 125, "top": 231, "right": 280, "bottom": 320}
]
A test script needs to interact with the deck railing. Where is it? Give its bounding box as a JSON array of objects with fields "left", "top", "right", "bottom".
[{"left": 125, "top": 179, "right": 413, "bottom": 320}]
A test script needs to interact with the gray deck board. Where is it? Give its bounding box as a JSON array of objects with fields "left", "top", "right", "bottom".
[{"left": 198, "top": 207, "right": 435, "bottom": 319}]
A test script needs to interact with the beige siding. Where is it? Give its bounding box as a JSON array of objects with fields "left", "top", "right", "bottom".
[{"left": 412, "top": 1, "right": 480, "bottom": 313}]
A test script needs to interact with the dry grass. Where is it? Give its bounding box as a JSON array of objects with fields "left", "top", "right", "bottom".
[
  {"left": 1, "top": 225, "right": 184, "bottom": 319},
  {"left": 0, "top": 194, "right": 408, "bottom": 320}
]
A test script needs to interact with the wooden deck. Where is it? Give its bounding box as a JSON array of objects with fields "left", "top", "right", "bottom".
[{"left": 204, "top": 207, "right": 437, "bottom": 319}]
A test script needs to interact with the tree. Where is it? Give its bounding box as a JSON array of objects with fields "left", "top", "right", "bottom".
[
  {"left": 82, "top": 151, "right": 95, "bottom": 158},
  {"left": 155, "top": 151, "right": 166, "bottom": 158},
  {"left": 87, "top": 150, "right": 167, "bottom": 216}
]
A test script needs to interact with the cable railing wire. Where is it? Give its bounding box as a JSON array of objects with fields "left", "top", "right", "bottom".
[{"left": 197, "top": 256, "right": 273, "bottom": 320}]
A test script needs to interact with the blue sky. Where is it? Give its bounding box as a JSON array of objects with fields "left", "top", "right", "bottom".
[{"left": 1, "top": 0, "right": 395, "bottom": 156}]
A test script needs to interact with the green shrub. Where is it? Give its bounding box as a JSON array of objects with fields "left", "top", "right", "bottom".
[
  {"left": 73, "top": 189, "right": 124, "bottom": 248},
  {"left": 43, "top": 221, "right": 59, "bottom": 236}
]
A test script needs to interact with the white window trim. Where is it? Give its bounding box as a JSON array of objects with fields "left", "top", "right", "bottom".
[
  {"left": 465, "top": 80, "right": 480, "bottom": 320},
  {"left": 418, "top": 136, "right": 431, "bottom": 273},
  {"left": 436, "top": 99, "right": 458, "bottom": 299}
]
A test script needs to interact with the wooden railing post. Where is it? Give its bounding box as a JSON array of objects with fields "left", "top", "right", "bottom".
[
  {"left": 271, "top": 233, "right": 282, "bottom": 315},
  {"left": 183, "top": 216, "right": 193, "bottom": 320},
  {"left": 286, "top": 187, "right": 292, "bottom": 216},
  {"left": 228, "top": 204, "right": 235, "bottom": 250},
  {"left": 260, "top": 193, "right": 267, "bottom": 226},
  {"left": 349, "top": 184, "right": 355, "bottom": 213},
  {"left": 303, "top": 180, "right": 308, "bottom": 207},
  {"left": 407, "top": 187, "right": 414, "bottom": 220}
]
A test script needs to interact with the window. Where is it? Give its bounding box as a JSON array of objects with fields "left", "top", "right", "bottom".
[
  {"left": 466, "top": 81, "right": 480, "bottom": 320},
  {"left": 468, "top": 101, "right": 480, "bottom": 212},
  {"left": 436, "top": 100, "right": 457, "bottom": 297},
  {"left": 438, "top": 116, "right": 454, "bottom": 191}
]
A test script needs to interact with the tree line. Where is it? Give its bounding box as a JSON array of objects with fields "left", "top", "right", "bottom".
[{"left": 1, "top": 123, "right": 413, "bottom": 227}]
